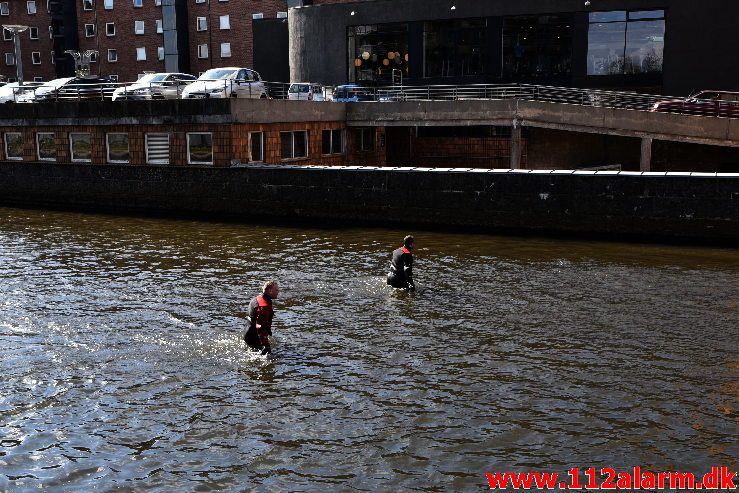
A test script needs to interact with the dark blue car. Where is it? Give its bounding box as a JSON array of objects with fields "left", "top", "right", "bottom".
[{"left": 333, "top": 84, "right": 375, "bottom": 102}]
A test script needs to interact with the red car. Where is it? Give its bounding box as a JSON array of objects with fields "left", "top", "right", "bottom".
[{"left": 650, "top": 90, "right": 739, "bottom": 118}]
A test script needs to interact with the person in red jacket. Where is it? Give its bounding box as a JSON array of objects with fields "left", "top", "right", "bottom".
[
  {"left": 387, "top": 235, "right": 416, "bottom": 291},
  {"left": 244, "top": 280, "right": 279, "bottom": 354}
]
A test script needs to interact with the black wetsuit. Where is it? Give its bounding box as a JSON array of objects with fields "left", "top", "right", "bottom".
[
  {"left": 243, "top": 293, "right": 274, "bottom": 354},
  {"left": 387, "top": 247, "right": 415, "bottom": 290}
]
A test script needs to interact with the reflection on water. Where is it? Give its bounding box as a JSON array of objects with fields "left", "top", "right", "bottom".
[{"left": 0, "top": 207, "right": 737, "bottom": 492}]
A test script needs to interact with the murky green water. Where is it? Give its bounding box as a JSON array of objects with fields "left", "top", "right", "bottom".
[{"left": 0, "top": 207, "right": 737, "bottom": 492}]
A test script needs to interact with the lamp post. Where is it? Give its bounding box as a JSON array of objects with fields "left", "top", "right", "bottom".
[
  {"left": 65, "top": 50, "right": 98, "bottom": 77},
  {"left": 2, "top": 25, "right": 29, "bottom": 85}
]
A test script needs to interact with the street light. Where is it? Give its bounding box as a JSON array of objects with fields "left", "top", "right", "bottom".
[
  {"left": 2, "top": 25, "right": 29, "bottom": 85},
  {"left": 65, "top": 50, "right": 99, "bottom": 77}
]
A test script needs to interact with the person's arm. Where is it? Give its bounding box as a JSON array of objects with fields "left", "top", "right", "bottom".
[{"left": 255, "top": 306, "right": 271, "bottom": 349}]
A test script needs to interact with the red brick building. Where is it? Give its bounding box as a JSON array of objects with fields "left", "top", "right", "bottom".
[{"left": 0, "top": 0, "right": 57, "bottom": 82}]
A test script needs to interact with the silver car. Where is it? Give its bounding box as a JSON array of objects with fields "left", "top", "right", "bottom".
[
  {"left": 112, "top": 72, "right": 196, "bottom": 101},
  {"left": 181, "top": 67, "right": 267, "bottom": 99}
]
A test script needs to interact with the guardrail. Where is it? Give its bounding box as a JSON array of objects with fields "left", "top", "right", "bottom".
[{"left": 2, "top": 80, "right": 737, "bottom": 118}]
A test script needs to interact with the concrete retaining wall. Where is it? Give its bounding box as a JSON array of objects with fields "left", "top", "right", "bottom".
[{"left": 1, "top": 162, "right": 737, "bottom": 243}]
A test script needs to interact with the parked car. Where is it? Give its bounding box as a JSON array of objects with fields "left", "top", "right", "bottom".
[
  {"left": 15, "top": 77, "right": 75, "bottom": 103},
  {"left": 288, "top": 83, "right": 328, "bottom": 101},
  {"left": 47, "top": 76, "right": 118, "bottom": 101},
  {"left": 333, "top": 84, "right": 375, "bottom": 102},
  {"left": 112, "top": 72, "right": 196, "bottom": 101},
  {"left": 0, "top": 82, "right": 38, "bottom": 103},
  {"left": 181, "top": 67, "right": 267, "bottom": 99},
  {"left": 650, "top": 90, "right": 739, "bottom": 118}
]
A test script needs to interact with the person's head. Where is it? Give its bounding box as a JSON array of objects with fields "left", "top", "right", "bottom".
[
  {"left": 263, "top": 280, "right": 279, "bottom": 299},
  {"left": 404, "top": 235, "right": 415, "bottom": 250}
]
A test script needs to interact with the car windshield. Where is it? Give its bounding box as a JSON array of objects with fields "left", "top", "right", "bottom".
[
  {"left": 199, "top": 69, "right": 238, "bottom": 80},
  {"left": 289, "top": 85, "right": 309, "bottom": 93},
  {"left": 136, "top": 74, "right": 168, "bottom": 83}
]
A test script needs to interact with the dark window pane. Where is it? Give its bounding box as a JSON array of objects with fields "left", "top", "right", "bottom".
[
  {"left": 503, "top": 15, "right": 573, "bottom": 80},
  {"left": 280, "top": 132, "right": 292, "bottom": 159},
  {"left": 188, "top": 133, "right": 212, "bottom": 163},
  {"left": 294, "top": 131, "right": 307, "bottom": 158},
  {"left": 107, "top": 133, "right": 129, "bottom": 162},
  {"left": 331, "top": 129, "right": 342, "bottom": 154},
  {"left": 250, "top": 132, "right": 263, "bottom": 161},
  {"left": 587, "top": 21, "right": 626, "bottom": 75},
  {"left": 629, "top": 10, "right": 664, "bottom": 20},
  {"left": 424, "top": 19, "right": 486, "bottom": 78},
  {"left": 37, "top": 133, "right": 55, "bottom": 160},
  {"left": 624, "top": 19, "right": 664, "bottom": 74},
  {"left": 70, "top": 133, "right": 92, "bottom": 161}
]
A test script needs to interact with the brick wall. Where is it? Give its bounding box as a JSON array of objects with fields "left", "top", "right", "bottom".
[
  {"left": 0, "top": 0, "right": 56, "bottom": 82},
  {"left": 188, "top": 0, "right": 287, "bottom": 77}
]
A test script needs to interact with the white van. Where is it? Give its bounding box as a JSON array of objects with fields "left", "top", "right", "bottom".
[{"left": 288, "top": 83, "right": 327, "bottom": 101}]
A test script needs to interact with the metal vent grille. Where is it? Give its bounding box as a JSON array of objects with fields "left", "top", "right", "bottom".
[{"left": 146, "top": 133, "right": 170, "bottom": 164}]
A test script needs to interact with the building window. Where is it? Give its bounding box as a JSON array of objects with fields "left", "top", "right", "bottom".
[
  {"left": 33, "top": 76, "right": 43, "bottom": 82},
  {"left": 424, "top": 19, "right": 486, "bottom": 78},
  {"left": 36, "top": 132, "right": 55, "bottom": 161},
  {"left": 106, "top": 23, "right": 115, "bottom": 36},
  {"left": 252, "top": 13, "right": 263, "bottom": 20},
  {"left": 29, "top": 27, "right": 39, "bottom": 39},
  {"left": 107, "top": 49, "right": 117, "bottom": 62},
  {"left": 196, "top": 17, "right": 207, "bottom": 31},
  {"left": 85, "top": 24, "right": 95, "bottom": 37},
  {"left": 104, "top": 0, "right": 113, "bottom": 9},
  {"left": 280, "top": 131, "right": 308, "bottom": 160},
  {"left": 220, "top": 42, "right": 231, "bottom": 58},
  {"left": 106, "top": 133, "right": 129, "bottom": 163},
  {"left": 219, "top": 15, "right": 230, "bottom": 30},
  {"left": 157, "top": 46, "right": 164, "bottom": 60},
  {"left": 322, "top": 129, "right": 343, "bottom": 155},
  {"left": 348, "top": 23, "right": 408, "bottom": 84},
  {"left": 197, "top": 44, "right": 208, "bottom": 58},
  {"left": 248, "top": 132, "right": 263, "bottom": 162},
  {"left": 195, "top": 0, "right": 205, "bottom": 3},
  {"left": 355, "top": 128, "right": 374, "bottom": 151},
  {"left": 587, "top": 10, "right": 665, "bottom": 76},
  {"left": 156, "top": 19, "right": 162, "bottom": 33},
  {"left": 3, "top": 29, "right": 11, "bottom": 41},
  {"left": 109, "top": 74, "right": 118, "bottom": 81},
  {"left": 27, "top": 1, "right": 37, "bottom": 14},
  {"left": 82, "top": 0, "right": 93, "bottom": 10},
  {"left": 4, "top": 133, "right": 23, "bottom": 160},
  {"left": 135, "top": 20, "right": 144, "bottom": 34},
  {"left": 145, "top": 133, "right": 169, "bottom": 164},
  {"left": 69, "top": 133, "right": 92, "bottom": 162},
  {"left": 31, "top": 51, "right": 41, "bottom": 64},
  {"left": 50, "top": 50, "right": 55, "bottom": 63},
  {"left": 187, "top": 133, "right": 213, "bottom": 165},
  {"left": 89, "top": 51, "right": 97, "bottom": 62},
  {"left": 502, "top": 15, "right": 573, "bottom": 80},
  {"left": 154, "top": 0, "right": 161, "bottom": 5},
  {"left": 0, "top": 2, "right": 9, "bottom": 16},
  {"left": 136, "top": 47, "right": 146, "bottom": 60},
  {"left": 276, "top": 11, "right": 287, "bottom": 19},
  {"left": 133, "top": 0, "right": 142, "bottom": 7},
  {"left": 5, "top": 53, "right": 15, "bottom": 65}
]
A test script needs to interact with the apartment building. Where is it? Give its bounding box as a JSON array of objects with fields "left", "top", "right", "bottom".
[{"left": 0, "top": 0, "right": 289, "bottom": 84}]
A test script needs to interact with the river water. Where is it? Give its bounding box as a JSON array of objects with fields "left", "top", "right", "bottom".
[{"left": 0, "top": 207, "right": 737, "bottom": 492}]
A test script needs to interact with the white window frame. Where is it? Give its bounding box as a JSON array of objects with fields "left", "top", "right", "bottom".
[
  {"left": 3, "top": 29, "right": 11, "bottom": 41},
  {"left": 219, "top": 15, "right": 230, "bottom": 30},
  {"left": 5, "top": 53, "right": 15, "bottom": 66},
  {"left": 196, "top": 17, "right": 207, "bottom": 31},
  {"left": 322, "top": 128, "right": 344, "bottom": 155},
  {"left": 220, "top": 42, "right": 231, "bottom": 58},
  {"left": 280, "top": 130, "right": 309, "bottom": 160},
  {"left": 89, "top": 52, "right": 97, "bottom": 62},
  {"left": 106, "top": 22, "right": 115, "bottom": 36},
  {"left": 29, "top": 27, "right": 39, "bottom": 39},
  {"left": 276, "top": 11, "right": 287, "bottom": 19},
  {"left": 156, "top": 19, "right": 163, "bottom": 33},
  {"left": 36, "top": 132, "right": 55, "bottom": 161},
  {"left": 145, "top": 133, "right": 170, "bottom": 165},
  {"left": 197, "top": 44, "right": 208, "bottom": 58},
  {"left": 195, "top": 0, "right": 205, "bottom": 3},
  {"left": 0, "top": 2, "right": 9, "bottom": 16},
  {"left": 157, "top": 46, "right": 164, "bottom": 60},
  {"left": 248, "top": 131, "right": 264, "bottom": 162},
  {"left": 106, "top": 133, "right": 129, "bottom": 164},
  {"left": 69, "top": 133, "right": 92, "bottom": 163},
  {"left": 154, "top": 0, "right": 161, "bottom": 5},
  {"left": 136, "top": 47, "right": 146, "bottom": 61},
  {"left": 133, "top": 0, "right": 142, "bottom": 7},
  {"left": 84, "top": 24, "right": 95, "bottom": 37},
  {"left": 252, "top": 13, "right": 263, "bottom": 20},
  {"left": 27, "top": 1, "right": 37, "bottom": 14},
  {"left": 107, "top": 49, "right": 117, "bottom": 62},
  {"left": 33, "top": 76, "right": 43, "bottom": 82},
  {"left": 4, "top": 132, "right": 24, "bottom": 161},
  {"left": 51, "top": 50, "right": 55, "bottom": 64},
  {"left": 109, "top": 74, "right": 118, "bottom": 81},
  {"left": 186, "top": 132, "right": 213, "bottom": 165},
  {"left": 31, "top": 51, "right": 41, "bottom": 65},
  {"left": 134, "top": 20, "right": 144, "bottom": 34},
  {"left": 104, "top": 0, "right": 113, "bottom": 9},
  {"left": 82, "top": 0, "right": 93, "bottom": 11}
]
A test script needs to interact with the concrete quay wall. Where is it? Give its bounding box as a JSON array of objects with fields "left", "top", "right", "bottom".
[{"left": 1, "top": 162, "right": 737, "bottom": 243}]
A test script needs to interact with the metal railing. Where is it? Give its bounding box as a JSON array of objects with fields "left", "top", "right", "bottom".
[{"left": 2, "top": 79, "right": 737, "bottom": 118}]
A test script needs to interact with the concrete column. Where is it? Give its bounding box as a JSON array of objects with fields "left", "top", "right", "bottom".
[
  {"left": 510, "top": 123, "right": 522, "bottom": 169},
  {"left": 640, "top": 137, "right": 653, "bottom": 172}
]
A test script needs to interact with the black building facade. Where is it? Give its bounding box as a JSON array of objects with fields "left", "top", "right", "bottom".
[{"left": 288, "top": 0, "right": 739, "bottom": 95}]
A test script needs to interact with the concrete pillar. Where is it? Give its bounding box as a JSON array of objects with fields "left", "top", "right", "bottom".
[
  {"left": 640, "top": 137, "right": 653, "bottom": 172},
  {"left": 510, "top": 122, "right": 522, "bottom": 169}
]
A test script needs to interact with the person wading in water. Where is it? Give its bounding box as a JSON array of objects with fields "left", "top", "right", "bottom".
[
  {"left": 387, "top": 235, "right": 416, "bottom": 291},
  {"left": 244, "top": 280, "right": 279, "bottom": 355}
]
